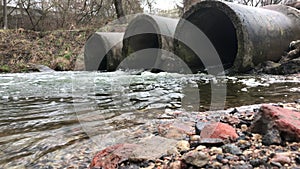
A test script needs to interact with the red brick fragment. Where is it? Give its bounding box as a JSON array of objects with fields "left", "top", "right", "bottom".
[
  {"left": 90, "top": 143, "right": 137, "bottom": 169},
  {"left": 200, "top": 122, "right": 238, "bottom": 141}
]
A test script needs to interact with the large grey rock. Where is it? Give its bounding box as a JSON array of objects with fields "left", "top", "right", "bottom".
[{"left": 130, "top": 136, "right": 177, "bottom": 161}]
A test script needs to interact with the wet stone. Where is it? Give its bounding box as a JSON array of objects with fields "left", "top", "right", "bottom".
[
  {"left": 239, "top": 155, "right": 248, "bottom": 161},
  {"left": 211, "top": 161, "right": 223, "bottom": 168},
  {"left": 195, "top": 145, "right": 206, "bottom": 151},
  {"left": 270, "top": 161, "right": 282, "bottom": 168},
  {"left": 237, "top": 140, "right": 251, "bottom": 150},
  {"left": 199, "top": 138, "right": 224, "bottom": 146},
  {"left": 200, "top": 122, "right": 238, "bottom": 141},
  {"left": 231, "top": 164, "right": 253, "bottom": 169},
  {"left": 262, "top": 128, "right": 282, "bottom": 146},
  {"left": 216, "top": 154, "right": 224, "bottom": 163},
  {"left": 250, "top": 105, "right": 300, "bottom": 142},
  {"left": 222, "top": 144, "right": 242, "bottom": 155},
  {"left": 189, "top": 135, "right": 200, "bottom": 141},
  {"left": 157, "top": 121, "right": 195, "bottom": 140},
  {"left": 168, "top": 161, "right": 182, "bottom": 169},
  {"left": 90, "top": 144, "right": 138, "bottom": 169},
  {"left": 225, "top": 155, "right": 239, "bottom": 161},
  {"left": 209, "top": 147, "right": 223, "bottom": 155},
  {"left": 295, "top": 156, "right": 300, "bottom": 165},
  {"left": 176, "top": 140, "right": 190, "bottom": 152},
  {"left": 270, "top": 153, "right": 291, "bottom": 165},
  {"left": 131, "top": 136, "right": 177, "bottom": 161},
  {"left": 249, "top": 159, "right": 264, "bottom": 167},
  {"left": 182, "top": 151, "right": 209, "bottom": 167},
  {"left": 241, "top": 124, "right": 248, "bottom": 132},
  {"left": 221, "top": 115, "right": 240, "bottom": 125},
  {"left": 195, "top": 121, "right": 210, "bottom": 135}
]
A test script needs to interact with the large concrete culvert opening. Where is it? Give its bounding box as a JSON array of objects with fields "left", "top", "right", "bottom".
[
  {"left": 175, "top": 1, "right": 300, "bottom": 73},
  {"left": 187, "top": 8, "right": 238, "bottom": 70},
  {"left": 84, "top": 33, "right": 109, "bottom": 71},
  {"left": 84, "top": 32, "right": 124, "bottom": 71},
  {"left": 126, "top": 19, "right": 160, "bottom": 52},
  {"left": 122, "top": 16, "right": 161, "bottom": 70},
  {"left": 122, "top": 14, "right": 179, "bottom": 71}
]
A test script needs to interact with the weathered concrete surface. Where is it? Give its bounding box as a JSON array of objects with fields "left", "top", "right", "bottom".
[
  {"left": 84, "top": 32, "right": 124, "bottom": 71},
  {"left": 174, "top": 1, "right": 300, "bottom": 73},
  {"left": 122, "top": 14, "right": 179, "bottom": 71}
]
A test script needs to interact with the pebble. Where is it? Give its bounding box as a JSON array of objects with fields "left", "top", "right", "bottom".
[
  {"left": 176, "top": 140, "right": 190, "bottom": 152},
  {"left": 196, "top": 145, "right": 206, "bottom": 151},
  {"left": 182, "top": 151, "right": 209, "bottom": 167},
  {"left": 238, "top": 140, "right": 251, "bottom": 150},
  {"left": 225, "top": 155, "right": 239, "bottom": 161},
  {"left": 232, "top": 164, "right": 253, "bottom": 169},
  {"left": 270, "top": 161, "right": 282, "bottom": 168},
  {"left": 209, "top": 147, "right": 223, "bottom": 155},
  {"left": 212, "top": 161, "right": 223, "bottom": 168},
  {"left": 216, "top": 154, "right": 224, "bottom": 163},
  {"left": 262, "top": 129, "right": 282, "bottom": 146},
  {"left": 195, "top": 121, "right": 210, "bottom": 135},
  {"left": 241, "top": 124, "right": 248, "bottom": 132},
  {"left": 222, "top": 144, "right": 242, "bottom": 155},
  {"left": 167, "top": 147, "right": 179, "bottom": 155},
  {"left": 270, "top": 153, "right": 291, "bottom": 165},
  {"left": 295, "top": 156, "right": 300, "bottom": 164},
  {"left": 189, "top": 135, "right": 200, "bottom": 141},
  {"left": 168, "top": 161, "right": 182, "bottom": 169},
  {"left": 249, "top": 159, "right": 263, "bottom": 167}
]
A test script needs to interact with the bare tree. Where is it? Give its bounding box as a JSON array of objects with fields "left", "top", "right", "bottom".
[
  {"left": 3, "top": 0, "right": 8, "bottom": 29},
  {"left": 146, "top": 0, "right": 155, "bottom": 13},
  {"left": 1, "top": 0, "right": 144, "bottom": 31},
  {"left": 238, "top": 0, "right": 282, "bottom": 6},
  {"left": 182, "top": 0, "right": 200, "bottom": 12},
  {"left": 113, "top": 0, "right": 126, "bottom": 23}
]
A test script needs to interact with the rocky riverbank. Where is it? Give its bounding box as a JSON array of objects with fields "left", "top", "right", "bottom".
[
  {"left": 251, "top": 40, "right": 300, "bottom": 75},
  {"left": 90, "top": 102, "right": 300, "bottom": 169}
]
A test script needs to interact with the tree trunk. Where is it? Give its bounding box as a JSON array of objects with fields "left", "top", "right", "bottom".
[
  {"left": 3, "top": 0, "right": 8, "bottom": 29},
  {"left": 113, "top": 0, "right": 126, "bottom": 23}
]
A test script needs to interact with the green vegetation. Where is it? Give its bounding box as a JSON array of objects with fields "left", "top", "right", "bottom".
[{"left": 0, "top": 65, "right": 10, "bottom": 72}]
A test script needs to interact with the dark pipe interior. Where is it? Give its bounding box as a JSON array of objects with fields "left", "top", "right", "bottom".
[
  {"left": 124, "top": 19, "right": 160, "bottom": 69},
  {"left": 127, "top": 20, "right": 159, "bottom": 54},
  {"left": 188, "top": 8, "right": 238, "bottom": 69}
]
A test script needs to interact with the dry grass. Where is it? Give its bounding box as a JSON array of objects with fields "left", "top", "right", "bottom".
[{"left": 0, "top": 29, "right": 95, "bottom": 73}]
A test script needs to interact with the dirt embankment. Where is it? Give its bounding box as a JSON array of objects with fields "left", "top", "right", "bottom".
[{"left": 0, "top": 29, "right": 95, "bottom": 73}]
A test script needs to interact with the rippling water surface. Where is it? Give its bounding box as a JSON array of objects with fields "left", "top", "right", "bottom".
[{"left": 0, "top": 71, "right": 299, "bottom": 168}]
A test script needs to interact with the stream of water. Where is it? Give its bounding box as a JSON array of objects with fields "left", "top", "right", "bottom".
[{"left": 0, "top": 71, "right": 299, "bottom": 168}]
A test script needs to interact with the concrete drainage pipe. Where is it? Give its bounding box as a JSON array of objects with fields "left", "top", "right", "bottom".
[
  {"left": 84, "top": 32, "right": 124, "bottom": 71},
  {"left": 174, "top": 1, "right": 300, "bottom": 73},
  {"left": 122, "top": 14, "right": 179, "bottom": 71}
]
